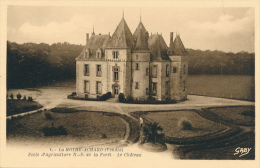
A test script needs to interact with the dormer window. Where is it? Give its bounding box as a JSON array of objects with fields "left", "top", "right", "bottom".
[
  {"left": 96, "top": 49, "right": 102, "bottom": 59},
  {"left": 113, "top": 51, "right": 118, "bottom": 59},
  {"left": 84, "top": 49, "right": 90, "bottom": 58}
]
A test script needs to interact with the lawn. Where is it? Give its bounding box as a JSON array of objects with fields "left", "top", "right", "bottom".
[
  {"left": 7, "top": 111, "right": 126, "bottom": 145},
  {"left": 206, "top": 106, "right": 255, "bottom": 126},
  {"left": 145, "top": 110, "right": 227, "bottom": 138},
  {"left": 7, "top": 99, "right": 43, "bottom": 116}
]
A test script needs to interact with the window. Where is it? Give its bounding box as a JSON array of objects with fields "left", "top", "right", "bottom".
[
  {"left": 165, "top": 82, "right": 169, "bottom": 95},
  {"left": 173, "top": 67, "right": 177, "bottom": 73},
  {"left": 136, "top": 63, "right": 139, "bottom": 70},
  {"left": 96, "top": 65, "right": 102, "bottom": 76},
  {"left": 114, "top": 67, "right": 119, "bottom": 81},
  {"left": 96, "top": 81, "right": 102, "bottom": 94},
  {"left": 152, "top": 83, "right": 157, "bottom": 96},
  {"left": 85, "top": 64, "right": 89, "bottom": 76},
  {"left": 146, "top": 67, "right": 149, "bottom": 76},
  {"left": 152, "top": 65, "right": 157, "bottom": 78},
  {"left": 85, "top": 49, "right": 90, "bottom": 58},
  {"left": 97, "top": 52, "right": 101, "bottom": 59},
  {"left": 146, "top": 88, "right": 149, "bottom": 95},
  {"left": 183, "top": 81, "right": 186, "bottom": 91},
  {"left": 113, "top": 51, "right": 118, "bottom": 59},
  {"left": 166, "top": 65, "right": 170, "bottom": 77},
  {"left": 84, "top": 80, "right": 90, "bottom": 93},
  {"left": 135, "top": 82, "right": 139, "bottom": 89},
  {"left": 183, "top": 65, "right": 186, "bottom": 74},
  {"left": 136, "top": 54, "right": 138, "bottom": 60}
]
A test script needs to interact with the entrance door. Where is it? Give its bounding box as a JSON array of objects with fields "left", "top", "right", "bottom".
[{"left": 114, "top": 86, "right": 119, "bottom": 98}]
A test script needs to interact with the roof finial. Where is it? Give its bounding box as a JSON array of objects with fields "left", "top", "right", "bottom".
[
  {"left": 92, "top": 24, "right": 95, "bottom": 35},
  {"left": 122, "top": 9, "right": 124, "bottom": 19},
  {"left": 140, "top": 8, "right": 142, "bottom": 22}
]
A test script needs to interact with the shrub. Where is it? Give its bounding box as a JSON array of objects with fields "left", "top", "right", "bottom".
[
  {"left": 178, "top": 118, "right": 192, "bottom": 130},
  {"left": 126, "top": 96, "right": 134, "bottom": 102},
  {"left": 118, "top": 93, "right": 125, "bottom": 102},
  {"left": 42, "top": 124, "right": 68, "bottom": 136},
  {"left": 100, "top": 133, "right": 108, "bottom": 138},
  {"left": 99, "top": 92, "right": 111, "bottom": 101},
  {"left": 17, "top": 93, "right": 22, "bottom": 100},
  {"left": 23, "top": 95, "right": 26, "bottom": 100},
  {"left": 51, "top": 107, "right": 77, "bottom": 113},
  {"left": 10, "top": 93, "right": 14, "bottom": 100},
  {"left": 44, "top": 112, "right": 53, "bottom": 120},
  {"left": 28, "top": 96, "right": 33, "bottom": 101}
]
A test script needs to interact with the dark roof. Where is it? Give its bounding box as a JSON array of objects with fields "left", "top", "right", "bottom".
[
  {"left": 168, "top": 35, "right": 187, "bottom": 55},
  {"left": 106, "top": 18, "right": 134, "bottom": 49},
  {"left": 148, "top": 34, "right": 170, "bottom": 61},
  {"left": 76, "top": 34, "right": 110, "bottom": 60},
  {"left": 133, "top": 21, "right": 147, "bottom": 39},
  {"left": 134, "top": 23, "right": 149, "bottom": 51}
]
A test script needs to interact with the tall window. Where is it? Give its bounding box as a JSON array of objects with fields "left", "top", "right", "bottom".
[
  {"left": 96, "top": 65, "right": 102, "bottom": 76},
  {"left": 152, "top": 83, "right": 157, "bottom": 96},
  {"left": 146, "top": 88, "right": 149, "bottom": 95},
  {"left": 136, "top": 54, "right": 138, "bottom": 60},
  {"left": 165, "top": 82, "right": 169, "bottom": 95},
  {"left": 136, "top": 63, "right": 139, "bottom": 70},
  {"left": 166, "top": 65, "right": 170, "bottom": 77},
  {"left": 113, "top": 51, "right": 118, "bottom": 59},
  {"left": 183, "top": 65, "right": 186, "bottom": 74},
  {"left": 96, "top": 81, "right": 102, "bottom": 94},
  {"left": 152, "top": 65, "right": 157, "bottom": 78},
  {"left": 114, "top": 67, "right": 119, "bottom": 81},
  {"left": 84, "top": 80, "right": 90, "bottom": 93},
  {"left": 85, "top": 64, "right": 89, "bottom": 76},
  {"left": 183, "top": 81, "right": 186, "bottom": 91},
  {"left": 173, "top": 67, "right": 177, "bottom": 73},
  {"left": 146, "top": 67, "right": 149, "bottom": 76},
  {"left": 135, "top": 82, "right": 139, "bottom": 89}
]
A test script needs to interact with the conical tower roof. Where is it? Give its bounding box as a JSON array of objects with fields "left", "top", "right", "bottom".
[
  {"left": 168, "top": 35, "right": 187, "bottom": 55},
  {"left": 148, "top": 34, "right": 170, "bottom": 61},
  {"left": 106, "top": 17, "right": 134, "bottom": 49},
  {"left": 134, "top": 30, "right": 149, "bottom": 50},
  {"left": 133, "top": 21, "right": 147, "bottom": 39}
]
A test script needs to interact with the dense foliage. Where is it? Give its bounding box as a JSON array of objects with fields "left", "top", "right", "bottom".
[
  {"left": 187, "top": 49, "right": 255, "bottom": 75},
  {"left": 7, "top": 41, "right": 254, "bottom": 89},
  {"left": 7, "top": 41, "right": 83, "bottom": 89}
]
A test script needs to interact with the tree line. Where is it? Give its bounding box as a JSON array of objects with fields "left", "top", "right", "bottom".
[
  {"left": 7, "top": 41, "right": 255, "bottom": 89},
  {"left": 7, "top": 41, "right": 83, "bottom": 89},
  {"left": 187, "top": 49, "right": 255, "bottom": 75}
]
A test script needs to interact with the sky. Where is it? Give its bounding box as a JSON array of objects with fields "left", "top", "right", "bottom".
[{"left": 7, "top": 6, "right": 255, "bottom": 53}]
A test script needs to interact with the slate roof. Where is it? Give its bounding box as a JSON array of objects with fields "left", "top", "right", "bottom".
[
  {"left": 133, "top": 21, "right": 147, "bottom": 39},
  {"left": 168, "top": 35, "right": 187, "bottom": 56},
  {"left": 134, "top": 22, "right": 149, "bottom": 51},
  {"left": 76, "top": 34, "right": 110, "bottom": 60},
  {"left": 106, "top": 18, "right": 134, "bottom": 49},
  {"left": 148, "top": 34, "right": 170, "bottom": 61}
]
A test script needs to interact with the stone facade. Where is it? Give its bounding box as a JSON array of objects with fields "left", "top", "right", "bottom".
[{"left": 75, "top": 16, "right": 188, "bottom": 102}]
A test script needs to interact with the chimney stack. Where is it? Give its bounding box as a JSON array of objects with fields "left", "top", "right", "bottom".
[
  {"left": 170, "top": 32, "right": 173, "bottom": 42},
  {"left": 86, "top": 33, "right": 89, "bottom": 44}
]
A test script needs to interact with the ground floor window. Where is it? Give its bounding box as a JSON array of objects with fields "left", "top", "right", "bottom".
[
  {"left": 165, "top": 81, "right": 169, "bottom": 95},
  {"left": 152, "top": 83, "right": 157, "bottom": 96},
  {"left": 135, "top": 82, "right": 139, "bottom": 89},
  {"left": 96, "top": 81, "right": 102, "bottom": 94},
  {"left": 84, "top": 80, "right": 90, "bottom": 93}
]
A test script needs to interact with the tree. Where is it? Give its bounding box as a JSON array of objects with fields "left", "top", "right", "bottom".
[
  {"left": 17, "top": 93, "right": 22, "bottom": 100},
  {"left": 142, "top": 122, "right": 164, "bottom": 143}
]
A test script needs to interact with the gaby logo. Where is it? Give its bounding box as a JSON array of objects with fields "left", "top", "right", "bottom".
[{"left": 234, "top": 147, "right": 252, "bottom": 157}]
